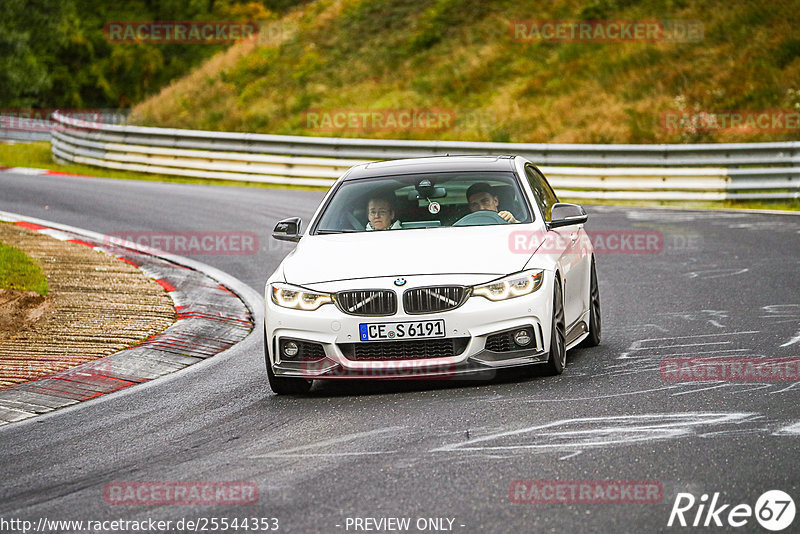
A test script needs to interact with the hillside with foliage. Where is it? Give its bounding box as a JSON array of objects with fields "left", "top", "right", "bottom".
[
  {"left": 0, "top": 0, "right": 306, "bottom": 109},
  {"left": 5, "top": 0, "right": 799, "bottom": 144},
  {"left": 127, "top": 0, "right": 800, "bottom": 143}
]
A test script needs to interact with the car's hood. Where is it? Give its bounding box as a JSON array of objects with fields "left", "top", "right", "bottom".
[{"left": 281, "top": 226, "right": 535, "bottom": 285}]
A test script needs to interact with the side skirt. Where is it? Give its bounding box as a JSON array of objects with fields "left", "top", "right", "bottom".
[{"left": 565, "top": 312, "right": 590, "bottom": 350}]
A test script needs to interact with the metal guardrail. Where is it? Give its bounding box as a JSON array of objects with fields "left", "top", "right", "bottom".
[
  {"left": 0, "top": 114, "right": 51, "bottom": 142},
  {"left": 49, "top": 111, "right": 800, "bottom": 200},
  {"left": 0, "top": 112, "right": 126, "bottom": 142}
]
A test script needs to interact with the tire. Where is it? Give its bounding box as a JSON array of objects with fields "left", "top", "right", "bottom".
[
  {"left": 579, "top": 257, "right": 601, "bottom": 348},
  {"left": 544, "top": 277, "right": 567, "bottom": 375},
  {"left": 264, "top": 327, "right": 312, "bottom": 395}
]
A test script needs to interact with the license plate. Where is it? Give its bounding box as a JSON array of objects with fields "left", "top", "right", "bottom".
[{"left": 359, "top": 320, "right": 445, "bottom": 341}]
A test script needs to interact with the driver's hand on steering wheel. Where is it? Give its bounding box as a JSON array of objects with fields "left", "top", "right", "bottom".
[{"left": 498, "top": 210, "right": 519, "bottom": 223}]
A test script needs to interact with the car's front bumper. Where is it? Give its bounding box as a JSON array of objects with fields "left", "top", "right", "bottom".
[{"left": 264, "top": 278, "right": 553, "bottom": 380}]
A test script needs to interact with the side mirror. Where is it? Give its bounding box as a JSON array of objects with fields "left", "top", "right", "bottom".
[
  {"left": 547, "top": 203, "right": 588, "bottom": 229},
  {"left": 273, "top": 217, "right": 302, "bottom": 242}
]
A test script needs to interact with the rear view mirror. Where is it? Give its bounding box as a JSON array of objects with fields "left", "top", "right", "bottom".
[
  {"left": 411, "top": 178, "right": 447, "bottom": 200},
  {"left": 547, "top": 203, "right": 588, "bottom": 229},
  {"left": 408, "top": 187, "right": 447, "bottom": 200},
  {"left": 273, "top": 217, "right": 302, "bottom": 242}
]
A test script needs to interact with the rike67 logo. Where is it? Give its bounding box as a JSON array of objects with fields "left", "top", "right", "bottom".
[{"left": 668, "top": 490, "right": 795, "bottom": 531}]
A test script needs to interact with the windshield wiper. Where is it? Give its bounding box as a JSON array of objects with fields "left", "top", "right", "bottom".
[{"left": 316, "top": 229, "right": 359, "bottom": 235}]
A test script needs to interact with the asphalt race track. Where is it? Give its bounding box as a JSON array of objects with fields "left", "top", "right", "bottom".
[{"left": 1, "top": 171, "right": 799, "bottom": 533}]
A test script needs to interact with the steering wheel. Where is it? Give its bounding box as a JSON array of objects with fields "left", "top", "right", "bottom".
[{"left": 453, "top": 210, "right": 509, "bottom": 226}]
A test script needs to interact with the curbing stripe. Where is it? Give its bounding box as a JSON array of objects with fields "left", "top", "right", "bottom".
[
  {"left": 118, "top": 257, "right": 140, "bottom": 268},
  {"left": 67, "top": 238, "right": 95, "bottom": 248},
  {"left": 0, "top": 210, "right": 257, "bottom": 425},
  {"left": 155, "top": 278, "right": 176, "bottom": 292},
  {"left": 15, "top": 221, "right": 48, "bottom": 231}
]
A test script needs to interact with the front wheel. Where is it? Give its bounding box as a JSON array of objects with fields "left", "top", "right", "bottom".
[
  {"left": 265, "top": 327, "right": 312, "bottom": 395},
  {"left": 543, "top": 278, "right": 567, "bottom": 375},
  {"left": 579, "top": 257, "right": 601, "bottom": 348}
]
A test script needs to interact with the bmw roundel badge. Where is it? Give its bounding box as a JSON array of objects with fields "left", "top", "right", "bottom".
[{"left": 394, "top": 278, "right": 407, "bottom": 287}]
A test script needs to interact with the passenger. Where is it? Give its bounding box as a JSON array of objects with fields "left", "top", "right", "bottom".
[
  {"left": 466, "top": 183, "right": 519, "bottom": 223},
  {"left": 366, "top": 195, "right": 402, "bottom": 230}
]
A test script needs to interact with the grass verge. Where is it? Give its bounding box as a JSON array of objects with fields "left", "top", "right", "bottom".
[
  {"left": 0, "top": 142, "right": 328, "bottom": 191},
  {"left": 0, "top": 238, "right": 49, "bottom": 296}
]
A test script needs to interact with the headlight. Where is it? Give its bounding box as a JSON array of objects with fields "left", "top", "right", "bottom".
[
  {"left": 271, "top": 283, "right": 332, "bottom": 311},
  {"left": 472, "top": 270, "right": 545, "bottom": 301}
]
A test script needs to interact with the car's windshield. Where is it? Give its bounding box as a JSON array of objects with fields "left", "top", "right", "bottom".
[{"left": 313, "top": 171, "right": 532, "bottom": 234}]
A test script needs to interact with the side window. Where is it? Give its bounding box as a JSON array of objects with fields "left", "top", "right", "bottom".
[{"left": 525, "top": 165, "right": 558, "bottom": 221}]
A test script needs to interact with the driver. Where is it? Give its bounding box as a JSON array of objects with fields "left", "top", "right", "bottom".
[
  {"left": 466, "top": 183, "right": 519, "bottom": 223},
  {"left": 366, "top": 194, "right": 402, "bottom": 230}
]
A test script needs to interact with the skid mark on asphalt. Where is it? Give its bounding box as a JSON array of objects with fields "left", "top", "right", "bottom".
[
  {"left": 780, "top": 331, "right": 800, "bottom": 347},
  {"left": 684, "top": 268, "right": 749, "bottom": 280},
  {"left": 431, "top": 413, "right": 757, "bottom": 453},
  {"left": 652, "top": 309, "right": 731, "bottom": 328},
  {"left": 612, "top": 303, "right": 800, "bottom": 397},
  {"left": 769, "top": 382, "right": 800, "bottom": 394},
  {"left": 655, "top": 310, "right": 730, "bottom": 327},
  {"left": 774, "top": 421, "right": 800, "bottom": 435},
  {"left": 650, "top": 348, "right": 749, "bottom": 358},
  {"left": 488, "top": 384, "right": 687, "bottom": 403},
  {"left": 617, "top": 331, "right": 759, "bottom": 359},
  {"left": 760, "top": 305, "right": 800, "bottom": 347},
  {"left": 244, "top": 414, "right": 789, "bottom": 464},
  {"left": 248, "top": 426, "right": 404, "bottom": 458},
  {"left": 667, "top": 382, "right": 794, "bottom": 397},
  {"left": 669, "top": 383, "right": 735, "bottom": 396},
  {"left": 626, "top": 323, "right": 669, "bottom": 333}
]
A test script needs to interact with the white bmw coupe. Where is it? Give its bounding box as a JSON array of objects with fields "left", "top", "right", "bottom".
[{"left": 265, "top": 155, "right": 601, "bottom": 394}]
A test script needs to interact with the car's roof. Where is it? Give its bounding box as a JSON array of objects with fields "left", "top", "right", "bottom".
[{"left": 343, "top": 155, "right": 518, "bottom": 180}]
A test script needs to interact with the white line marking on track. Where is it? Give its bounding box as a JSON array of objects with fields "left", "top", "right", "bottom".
[
  {"left": 654, "top": 349, "right": 749, "bottom": 358},
  {"left": 780, "top": 330, "right": 800, "bottom": 347},
  {"left": 670, "top": 383, "right": 734, "bottom": 396},
  {"left": 431, "top": 413, "right": 755, "bottom": 453},
  {"left": 640, "top": 341, "right": 732, "bottom": 349},
  {"left": 252, "top": 451, "right": 397, "bottom": 458},
  {"left": 249, "top": 426, "right": 404, "bottom": 458},
  {"left": 639, "top": 331, "right": 759, "bottom": 342},
  {"left": 729, "top": 383, "right": 772, "bottom": 393},
  {"left": 769, "top": 382, "right": 800, "bottom": 395},
  {"left": 774, "top": 421, "right": 800, "bottom": 435},
  {"left": 510, "top": 384, "right": 686, "bottom": 402},
  {"left": 684, "top": 268, "right": 749, "bottom": 279},
  {"left": 618, "top": 332, "right": 759, "bottom": 359}
]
